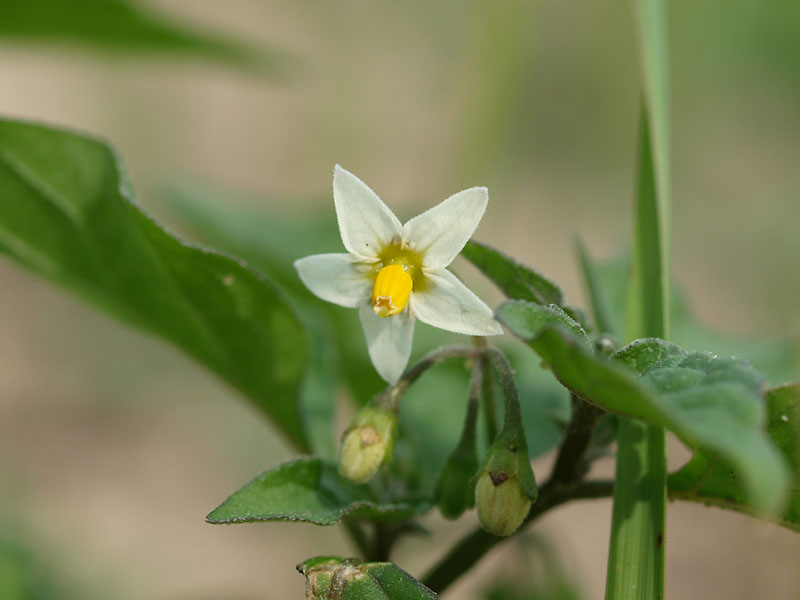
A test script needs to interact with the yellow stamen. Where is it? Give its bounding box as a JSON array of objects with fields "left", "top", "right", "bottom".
[{"left": 372, "top": 264, "right": 413, "bottom": 318}]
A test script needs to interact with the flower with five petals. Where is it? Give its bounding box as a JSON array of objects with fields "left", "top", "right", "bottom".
[{"left": 294, "top": 166, "right": 502, "bottom": 383}]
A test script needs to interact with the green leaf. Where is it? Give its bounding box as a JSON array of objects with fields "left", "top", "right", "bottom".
[
  {"left": 627, "top": 108, "right": 668, "bottom": 342},
  {"left": 575, "top": 237, "right": 621, "bottom": 337},
  {"left": 461, "top": 240, "right": 563, "bottom": 306},
  {"left": 0, "top": 0, "right": 285, "bottom": 74},
  {"left": 0, "top": 118, "right": 310, "bottom": 449},
  {"left": 497, "top": 303, "right": 788, "bottom": 515},
  {"left": 574, "top": 247, "right": 800, "bottom": 385},
  {"left": 298, "top": 556, "right": 438, "bottom": 600},
  {"left": 163, "top": 184, "right": 387, "bottom": 404},
  {"left": 493, "top": 301, "right": 586, "bottom": 342},
  {"left": 669, "top": 383, "right": 800, "bottom": 531},
  {"left": 0, "top": 534, "right": 70, "bottom": 600},
  {"left": 207, "top": 457, "right": 430, "bottom": 525}
]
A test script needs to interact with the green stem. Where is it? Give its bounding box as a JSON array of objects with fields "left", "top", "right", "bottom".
[
  {"left": 342, "top": 518, "right": 371, "bottom": 559},
  {"left": 482, "top": 354, "right": 499, "bottom": 442},
  {"left": 474, "top": 337, "right": 498, "bottom": 442},
  {"left": 605, "top": 113, "right": 669, "bottom": 600},
  {"left": 605, "top": 422, "right": 666, "bottom": 598},
  {"left": 606, "top": 0, "right": 671, "bottom": 590}
]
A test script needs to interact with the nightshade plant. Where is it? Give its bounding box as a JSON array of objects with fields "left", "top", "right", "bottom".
[{"left": 1, "top": 1, "right": 799, "bottom": 599}]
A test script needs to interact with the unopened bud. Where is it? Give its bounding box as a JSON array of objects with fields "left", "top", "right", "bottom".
[
  {"left": 338, "top": 405, "right": 397, "bottom": 484},
  {"left": 474, "top": 431, "right": 537, "bottom": 536},
  {"left": 434, "top": 450, "right": 477, "bottom": 519},
  {"left": 475, "top": 470, "right": 532, "bottom": 536}
]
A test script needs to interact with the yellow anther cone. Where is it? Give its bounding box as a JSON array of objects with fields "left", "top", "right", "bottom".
[{"left": 372, "top": 264, "right": 412, "bottom": 317}]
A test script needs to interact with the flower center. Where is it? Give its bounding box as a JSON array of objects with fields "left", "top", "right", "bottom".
[{"left": 372, "top": 264, "right": 413, "bottom": 318}]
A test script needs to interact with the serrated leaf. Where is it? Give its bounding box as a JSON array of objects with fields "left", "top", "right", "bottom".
[
  {"left": 574, "top": 246, "right": 800, "bottom": 385},
  {"left": 461, "top": 240, "right": 563, "bottom": 305},
  {"left": 298, "top": 556, "right": 438, "bottom": 600},
  {"left": 0, "top": 118, "right": 311, "bottom": 449},
  {"left": 669, "top": 383, "right": 800, "bottom": 531},
  {"left": 497, "top": 303, "right": 788, "bottom": 515},
  {"left": 207, "top": 457, "right": 430, "bottom": 525},
  {"left": 0, "top": 0, "right": 285, "bottom": 75},
  {"left": 494, "top": 301, "right": 586, "bottom": 342}
]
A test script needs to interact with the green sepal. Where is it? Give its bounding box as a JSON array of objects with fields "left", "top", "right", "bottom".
[
  {"left": 434, "top": 431, "right": 479, "bottom": 519},
  {"left": 339, "top": 404, "right": 398, "bottom": 484},
  {"left": 477, "top": 428, "right": 538, "bottom": 504}
]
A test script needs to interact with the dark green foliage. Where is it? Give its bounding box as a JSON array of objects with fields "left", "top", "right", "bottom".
[
  {"left": 207, "top": 457, "right": 430, "bottom": 525},
  {"left": 0, "top": 119, "right": 310, "bottom": 449}
]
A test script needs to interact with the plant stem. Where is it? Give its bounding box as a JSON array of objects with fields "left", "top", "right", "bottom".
[
  {"left": 342, "top": 518, "right": 372, "bottom": 559},
  {"left": 606, "top": 0, "right": 672, "bottom": 590},
  {"left": 475, "top": 338, "right": 499, "bottom": 443},
  {"left": 549, "top": 396, "right": 605, "bottom": 486},
  {"left": 605, "top": 422, "right": 666, "bottom": 598}
]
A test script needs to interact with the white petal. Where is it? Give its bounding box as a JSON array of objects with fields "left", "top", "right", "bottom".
[
  {"left": 411, "top": 269, "right": 502, "bottom": 336},
  {"left": 359, "top": 303, "right": 415, "bottom": 384},
  {"left": 294, "top": 253, "right": 371, "bottom": 308},
  {"left": 402, "top": 187, "right": 488, "bottom": 269},
  {"left": 333, "top": 165, "right": 403, "bottom": 260}
]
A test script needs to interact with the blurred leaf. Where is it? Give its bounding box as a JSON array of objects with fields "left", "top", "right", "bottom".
[
  {"left": 498, "top": 302, "right": 788, "bottom": 515},
  {"left": 0, "top": 0, "right": 285, "bottom": 74},
  {"left": 462, "top": 240, "right": 563, "bottom": 305},
  {"left": 0, "top": 118, "right": 311, "bottom": 449},
  {"left": 669, "top": 383, "right": 800, "bottom": 531},
  {"left": 207, "top": 458, "right": 430, "bottom": 525},
  {"left": 627, "top": 108, "right": 668, "bottom": 341},
  {"left": 576, "top": 247, "right": 800, "bottom": 385},
  {"left": 631, "top": 1, "right": 671, "bottom": 316},
  {"left": 298, "top": 556, "right": 438, "bottom": 600},
  {"left": 164, "top": 184, "right": 387, "bottom": 405},
  {"left": 575, "top": 237, "right": 621, "bottom": 337},
  {"left": 485, "top": 584, "right": 581, "bottom": 600},
  {"left": 482, "top": 534, "right": 583, "bottom": 600},
  {"left": 434, "top": 370, "right": 479, "bottom": 519},
  {"left": 0, "top": 535, "right": 69, "bottom": 600}
]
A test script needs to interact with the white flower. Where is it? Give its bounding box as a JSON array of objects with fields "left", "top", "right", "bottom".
[{"left": 294, "top": 165, "right": 502, "bottom": 383}]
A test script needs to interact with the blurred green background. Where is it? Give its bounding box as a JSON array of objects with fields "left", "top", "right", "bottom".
[{"left": 0, "top": 0, "right": 798, "bottom": 598}]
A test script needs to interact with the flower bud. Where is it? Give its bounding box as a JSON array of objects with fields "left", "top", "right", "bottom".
[
  {"left": 434, "top": 448, "right": 477, "bottom": 519},
  {"left": 338, "top": 405, "right": 397, "bottom": 484},
  {"left": 474, "top": 431, "right": 538, "bottom": 536},
  {"left": 475, "top": 470, "right": 532, "bottom": 537}
]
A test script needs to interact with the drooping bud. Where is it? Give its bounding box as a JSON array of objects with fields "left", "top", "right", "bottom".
[
  {"left": 372, "top": 264, "right": 413, "bottom": 318},
  {"left": 475, "top": 470, "right": 532, "bottom": 537},
  {"left": 472, "top": 348, "right": 538, "bottom": 536},
  {"left": 474, "top": 433, "right": 538, "bottom": 537},
  {"left": 338, "top": 404, "right": 397, "bottom": 484},
  {"left": 435, "top": 359, "right": 482, "bottom": 519},
  {"left": 434, "top": 445, "right": 478, "bottom": 519}
]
